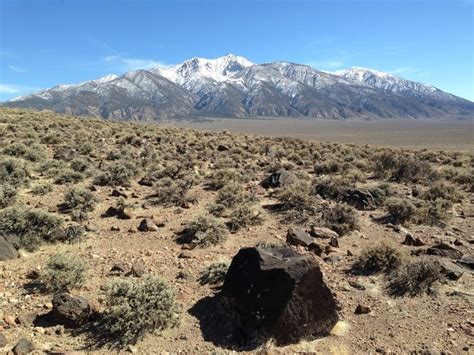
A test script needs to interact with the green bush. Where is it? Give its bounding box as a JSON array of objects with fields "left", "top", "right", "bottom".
[
  {"left": 387, "top": 258, "right": 443, "bottom": 297},
  {"left": 31, "top": 182, "right": 53, "bottom": 195},
  {"left": 101, "top": 277, "right": 179, "bottom": 347},
  {"left": 40, "top": 252, "right": 86, "bottom": 293},
  {"left": 274, "top": 179, "right": 316, "bottom": 224},
  {"left": 0, "top": 158, "right": 29, "bottom": 186},
  {"left": 322, "top": 203, "right": 358, "bottom": 236},
  {"left": 150, "top": 177, "right": 196, "bottom": 207},
  {"left": 181, "top": 215, "right": 229, "bottom": 248},
  {"left": 415, "top": 198, "right": 452, "bottom": 227},
  {"left": 0, "top": 207, "right": 63, "bottom": 250},
  {"left": 199, "top": 261, "right": 229, "bottom": 285},
  {"left": 374, "top": 151, "right": 433, "bottom": 183},
  {"left": 352, "top": 242, "right": 404, "bottom": 275},
  {"left": 62, "top": 188, "right": 97, "bottom": 213},
  {"left": 0, "top": 184, "right": 17, "bottom": 208},
  {"left": 421, "top": 182, "right": 463, "bottom": 203},
  {"left": 206, "top": 168, "right": 247, "bottom": 190},
  {"left": 54, "top": 168, "right": 84, "bottom": 184},
  {"left": 228, "top": 203, "right": 264, "bottom": 231},
  {"left": 385, "top": 197, "right": 417, "bottom": 225},
  {"left": 93, "top": 162, "right": 138, "bottom": 186}
]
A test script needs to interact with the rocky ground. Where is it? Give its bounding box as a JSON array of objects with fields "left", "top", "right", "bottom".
[{"left": 0, "top": 108, "right": 473, "bottom": 354}]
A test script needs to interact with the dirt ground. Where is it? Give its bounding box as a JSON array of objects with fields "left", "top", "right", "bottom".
[{"left": 0, "top": 108, "right": 473, "bottom": 354}]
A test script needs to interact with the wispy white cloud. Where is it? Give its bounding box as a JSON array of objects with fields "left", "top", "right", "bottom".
[
  {"left": 305, "top": 59, "right": 344, "bottom": 70},
  {"left": 389, "top": 66, "right": 421, "bottom": 75},
  {"left": 8, "top": 65, "right": 27, "bottom": 73},
  {"left": 103, "top": 55, "right": 171, "bottom": 71},
  {"left": 0, "top": 84, "right": 21, "bottom": 94}
]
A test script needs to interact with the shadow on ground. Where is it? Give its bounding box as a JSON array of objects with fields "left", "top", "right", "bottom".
[{"left": 188, "top": 294, "right": 264, "bottom": 351}]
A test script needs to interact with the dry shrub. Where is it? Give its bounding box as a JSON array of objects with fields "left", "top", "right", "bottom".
[
  {"left": 40, "top": 252, "right": 86, "bottom": 293},
  {"left": 387, "top": 258, "right": 444, "bottom": 297},
  {"left": 199, "top": 261, "right": 229, "bottom": 285},
  {"left": 352, "top": 242, "right": 404, "bottom": 275},
  {"left": 100, "top": 277, "right": 179, "bottom": 347}
]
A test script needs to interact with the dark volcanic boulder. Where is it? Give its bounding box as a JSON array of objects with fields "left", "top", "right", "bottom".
[
  {"left": 261, "top": 170, "right": 294, "bottom": 189},
  {"left": 221, "top": 246, "right": 339, "bottom": 345},
  {"left": 427, "top": 243, "right": 463, "bottom": 259},
  {"left": 343, "top": 188, "right": 376, "bottom": 210},
  {"left": 51, "top": 293, "right": 92, "bottom": 328},
  {"left": 286, "top": 227, "right": 313, "bottom": 247}
]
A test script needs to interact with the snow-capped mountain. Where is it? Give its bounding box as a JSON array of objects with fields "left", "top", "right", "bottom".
[{"left": 5, "top": 55, "right": 473, "bottom": 120}]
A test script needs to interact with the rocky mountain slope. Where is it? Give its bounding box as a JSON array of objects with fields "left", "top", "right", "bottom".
[{"left": 5, "top": 54, "right": 474, "bottom": 120}]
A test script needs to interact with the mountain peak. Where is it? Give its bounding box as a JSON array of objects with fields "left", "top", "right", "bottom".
[{"left": 156, "top": 54, "right": 254, "bottom": 86}]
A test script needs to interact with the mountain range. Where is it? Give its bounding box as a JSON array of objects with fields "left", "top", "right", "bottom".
[{"left": 5, "top": 54, "right": 474, "bottom": 120}]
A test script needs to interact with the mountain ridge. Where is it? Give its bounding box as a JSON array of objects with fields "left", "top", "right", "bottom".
[{"left": 5, "top": 54, "right": 474, "bottom": 121}]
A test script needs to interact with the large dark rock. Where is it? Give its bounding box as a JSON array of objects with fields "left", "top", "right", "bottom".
[
  {"left": 309, "top": 226, "right": 339, "bottom": 239},
  {"left": 261, "top": 170, "right": 294, "bottom": 189},
  {"left": 137, "top": 218, "right": 159, "bottom": 232},
  {"left": 221, "top": 246, "right": 339, "bottom": 345},
  {"left": 427, "top": 243, "right": 463, "bottom": 259},
  {"left": 0, "top": 235, "right": 18, "bottom": 261},
  {"left": 439, "top": 259, "right": 464, "bottom": 280},
  {"left": 343, "top": 188, "right": 376, "bottom": 210},
  {"left": 457, "top": 255, "right": 474, "bottom": 269},
  {"left": 51, "top": 293, "right": 92, "bottom": 328},
  {"left": 286, "top": 227, "right": 313, "bottom": 248}
]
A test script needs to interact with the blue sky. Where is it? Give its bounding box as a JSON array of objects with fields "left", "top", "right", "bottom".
[{"left": 1, "top": 0, "right": 473, "bottom": 101}]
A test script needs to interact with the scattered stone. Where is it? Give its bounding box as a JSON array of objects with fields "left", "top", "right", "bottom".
[
  {"left": 457, "top": 255, "right": 474, "bottom": 269},
  {"left": 323, "top": 255, "right": 341, "bottom": 263},
  {"left": 347, "top": 250, "right": 354, "bottom": 256},
  {"left": 402, "top": 234, "right": 425, "bottom": 247},
  {"left": 427, "top": 243, "right": 463, "bottom": 259},
  {"left": 286, "top": 227, "right": 313, "bottom": 247},
  {"left": 308, "top": 242, "right": 324, "bottom": 256},
  {"left": 110, "top": 226, "right": 120, "bottom": 232},
  {"left": 348, "top": 280, "right": 366, "bottom": 290},
  {"left": 329, "top": 237, "right": 339, "bottom": 248},
  {"left": 454, "top": 239, "right": 463, "bottom": 246},
  {"left": 127, "top": 345, "right": 138, "bottom": 353},
  {"left": 439, "top": 260, "right": 464, "bottom": 280},
  {"left": 3, "top": 315, "right": 16, "bottom": 326},
  {"left": 176, "top": 270, "right": 189, "bottom": 280},
  {"left": 33, "top": 326, "right": 45, "bottom": 334},
  {"left": 309, "top": 227, "right": 339, "bottom": 239},
  {"left": 138, "top": 176, "right": 156, "bottom": 187},
  {"left": 344, "top": 188, "right": 376, "bottom": 210},
  {"left": 85, "top": 222, "right": 98, "bottom": 232},
  {"left": 111, "top": 189, "right": 127, "bottom": 198},
  {"left": 0, "top": 236, "right": 18, "bottom": 261},
  {"left": 221, "top": 246, "right": 339, "bottom": 345},
  {"left": 51, "top": 293, "right": 92, "bottom": 328},
  {"left": 324, "top": 245, "right": 337, "bottom": 254},
  {"left": 129, "top": 261, "right": 148, "bottom": 277},
  {"left": 16, "top": 312, "right": 38, "bottom": 327},
  {"left": 261, "top": 170, "right": 293, "bottom": 189},
  {"left": 137, "top": 218, "right": 159, "bottom": 232},
  {"left": 178, "top": 251, "right": 192, "bottom": 259},
  {"left": 217, "top": 144, "right": 230, "bottom": 152},
  {"left": 12, "top": 338, "right": 34, "bottom": 354},
  {"left": 0, "top": 333, "right": 6, "bottom": 348},
  {"left": 355, "top": 304, "right": 371, "bottom": 314},
  {"left": 109, "top": 261, "right": 129, "bottom": 275}
]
